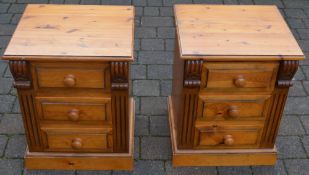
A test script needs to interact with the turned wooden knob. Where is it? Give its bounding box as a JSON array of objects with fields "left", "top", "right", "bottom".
[
  {"left": 68, "top": 109, "right": 79, "bottom": 121},
  {"left": 71, "top": 138, "right": 82, "bottom": 149},
  {"left": 234, "top": 75, "right": 246, "bottom": 88},
  {"left": 223, "top": 135, "right": 234, "bottom": 146},
  {"left": 63, "top": 74, "right": 76, "bottom": 87},
  {"left": 228, "top": 106, "right": 239, "bottom": 118}
]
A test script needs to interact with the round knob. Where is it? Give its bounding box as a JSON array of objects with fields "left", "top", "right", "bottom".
[
  {"left": 234, "top": 75, "right": 246, "bottom": 88},
  {"left": 68, "top": 109, "right": 79, "bottom": 121},
  {"left": 228, "top": 106, "right": 239, "bottom": 118},
  {"left": 71, "top": 138, "right": 82, "bottom": 149},
  {"left": 63, "top": 74, "right": 76, "bottom": 87},
  {"left": 224, "top": 135, "right": 234, "bottom": 146}
]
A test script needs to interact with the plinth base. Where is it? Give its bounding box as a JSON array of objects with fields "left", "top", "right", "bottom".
[
  {"left": 168, "top": 96, "right": 277, "bottom": 167},
  {"left": 24, "top": 98, "right": 135, "bottom": 170}
]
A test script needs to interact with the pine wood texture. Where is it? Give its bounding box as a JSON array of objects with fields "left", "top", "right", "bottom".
[
  {"left": 36, "top": 97, "right": 112, "bottom": 123},
  {"left": 25, "top": 98, "right": 135, "bottom": 170},
  {"left": 2, "top": 4, "right": 134, "bottom": 61},
  {"left": 201, "top": 62, "right": 279, "bottom": 91},
  {"left": 174, "top": 5, "right": 304, "bottom": 60},
  {"left": 168, "top": 97, "right": 277, "bottom": 166},
  {"left": 170, "top": 5, "right": 304, "bottom": 167},
  {"left": 33, "top": 63, "right": 110, "bottom": 89},
  {"left": 3, "top": 4, "right": 134, "bottom": 170},
  {"left": 197, "top": 94, "right": 271, "bottom": 121}
]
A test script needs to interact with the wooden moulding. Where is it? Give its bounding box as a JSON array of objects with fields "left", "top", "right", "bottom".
[
  {"left": 24, "top": 98, "right": 135, "bottom": 170},
  {"left": 168, "top": 96, "right": 277, "bottom": 167}
]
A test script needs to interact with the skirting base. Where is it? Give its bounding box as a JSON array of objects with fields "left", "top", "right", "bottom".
[
  {"left": 167, "top": 96, "right": 277, "bottom": 167},
  {"left": 24, "top": 98, "right": 135, "bottom": 170}
]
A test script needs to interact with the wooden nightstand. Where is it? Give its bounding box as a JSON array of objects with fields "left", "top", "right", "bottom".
[
  {"left": 169, "top": 5, "right": 305, "bottom": 166},
  {"left": 2, "top": 4, "right": 135, "bottom": 170}
]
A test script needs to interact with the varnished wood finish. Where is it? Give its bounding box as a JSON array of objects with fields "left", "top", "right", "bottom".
[
  {"left": 3, "top": 5, "right": 134, "bottom": 60},
  {"left": 177, "top": 60, "right": 203, "bottom": 149},
  {"left": 168, "top": 97, "right": 277, "bottom": 166},
  {"left": 201, "top": 62, "right": 279, "bottom": 91},
  {"left": 110, "top": 61, "right": 129, "bottom": 152},
  {"left": 277, "top": 60, "right": 299, "bottom": 87},
  {"left": 183, "top": 60, "right": 203, "bottom": 88},
  {"left": 41, "top": 126, "right": 113, "bottom": 152},
  {"left": 174, "top": 5, "right": 304, "bottom": 60},
  {"left": 3, "top": 5, "right": 134, "bottom": 170},
  {"left": 9, "top": 60, "right": 42, "bottom": 152},
  {"left": 194, "top": 121, "right": 263, "bottom": 149},
  {"left": 197, "top": 94, "right": 271, "bottom": 121},
  {"left": 25, "top": 98, "right": 135, "bottom": 170},
  {"left": 33, "top": 63, "right": 110, "bottom": 89},
  {"left": 36, "top": 96, "right": 112, "bottom": 123},
  {"left": 9, "top": 60, "right": 32, "bottom": 88},
  {"left": 170, "top": 5, "right": 304, "bottom": 166},
  {"left": 261, "top": 60, "right": 299, "bottom": 147}
]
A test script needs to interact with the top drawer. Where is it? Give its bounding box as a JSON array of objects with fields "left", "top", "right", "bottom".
[
  {"left": 32, "top": 63, "right": 110, "bottom": 89},
  {"left": 201, "top": 62, "right": 279, "bottom": 91}
]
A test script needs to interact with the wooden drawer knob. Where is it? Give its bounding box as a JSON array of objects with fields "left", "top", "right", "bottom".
[
  {"left": 63, "top": 74, "right": 76, "bottom": 87},
  {"left": 71, "top": 138, "right": 82, "bottom": 149},
  {"left": 223, "top": 135, "right": 234, "bottom": 146},
  {"left": 234, "top": 75, "right": 246, "bottom": 88},
  {"left": 68, "top": 109, "right": 79, "bottom": 121},
  {"left": 228, "top": 106, "right": 239, "bottom": 118}
]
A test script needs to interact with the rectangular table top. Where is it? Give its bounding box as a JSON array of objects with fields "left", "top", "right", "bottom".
[
  {"left": 175, "top": 5, "right": 304, "bottom": 60},
  {"left": 3, "top": 4, "right": 134, "bottom": 61}
]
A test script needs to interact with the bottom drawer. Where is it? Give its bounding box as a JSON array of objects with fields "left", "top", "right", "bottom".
[
  {"left": 194, "top": 122, "right": 262, "bottom": 149},
  {"left": 41, "top": 125, "right": 113, "bottom": 152}
]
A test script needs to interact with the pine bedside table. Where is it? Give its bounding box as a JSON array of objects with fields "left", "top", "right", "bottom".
[
  {"left": 169, "top": 5, "right": 305, "bottom": 166},
  {"left": 2, "top": 4, "right": 135, "bottom": 170}
]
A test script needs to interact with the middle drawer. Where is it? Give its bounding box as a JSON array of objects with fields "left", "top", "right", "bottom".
[
  {"left": 197, "top": 94, "right": 271, "bottom": 121},
  {"left": 36, "top": 96, "right": 112, "bottom": 123}
]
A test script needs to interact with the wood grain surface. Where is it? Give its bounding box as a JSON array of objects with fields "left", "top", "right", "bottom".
[
  {"left": 3, "top": 4, "right": 134, "bottom": 61},
  {"left": 174, "top": 5, "right": 304, "bottom": 60}
]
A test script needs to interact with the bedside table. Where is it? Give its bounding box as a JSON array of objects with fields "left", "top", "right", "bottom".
[
  {"left": 169, "top": 5, "right": 304, "bottom": 166},
  {"left": 2, "top": 4, "right": 135, "bottom": 170}
]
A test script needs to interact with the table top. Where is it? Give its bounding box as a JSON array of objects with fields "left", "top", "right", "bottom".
[
  {"left": 3, "top": 4, "right": 134, "bottom": 61},
  {"left": 174, "top": 5, "right": 304, "bottom": 60}
]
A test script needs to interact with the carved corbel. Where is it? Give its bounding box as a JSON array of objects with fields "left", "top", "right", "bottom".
[
  {"left": 110, "top": 62, "right": 129, "bottom": 90},
  {"left": 9, "top": 60, "right": 31, "bottom": 88},
  {"left": 277, "top": 60, "right": 299, "bottom": 88},
  {"left": 183, "top": 60, "right": 203, "bottom": 88},
  {"left": 110, "top": 61, "right": 129, "bottom": 152}
]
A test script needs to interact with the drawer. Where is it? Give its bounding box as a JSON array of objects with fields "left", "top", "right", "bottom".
[
  {"left": 197, "top": 94, "right": 271, "bottom": 120},
  {"left": 32, "top": 63, "right": 110, "bottom": 89},
  {"left": 36, "top": 97, "right": 112, "bottom": 123},
  {"left": 194, "top": 122, "right": 263, "bottom": 149},
  {"left": 41, "top": 125, "right": 113, "bottom": 152},
  {"left": 201, "top": 62, "right": 279, "bottom": 91}
]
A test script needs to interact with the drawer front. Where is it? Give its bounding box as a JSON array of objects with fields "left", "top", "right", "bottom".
[
  {"left": 32, "top": 63, "right": 110, "bottom": 89},
  {"left": 194, "top": 122, "right": 262, "bottom": 149},
  {"left": 198, "top": 94, "right": 271, "bottom": 120},
  {"left": 41, "top": 126, "right": 113, "bottom": 152},
  {"left": 36, "top": 97, "right": 112, "bottom": 123},
  {"left": 201, "top": 62, "right": 279, "bottom": 91}
]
